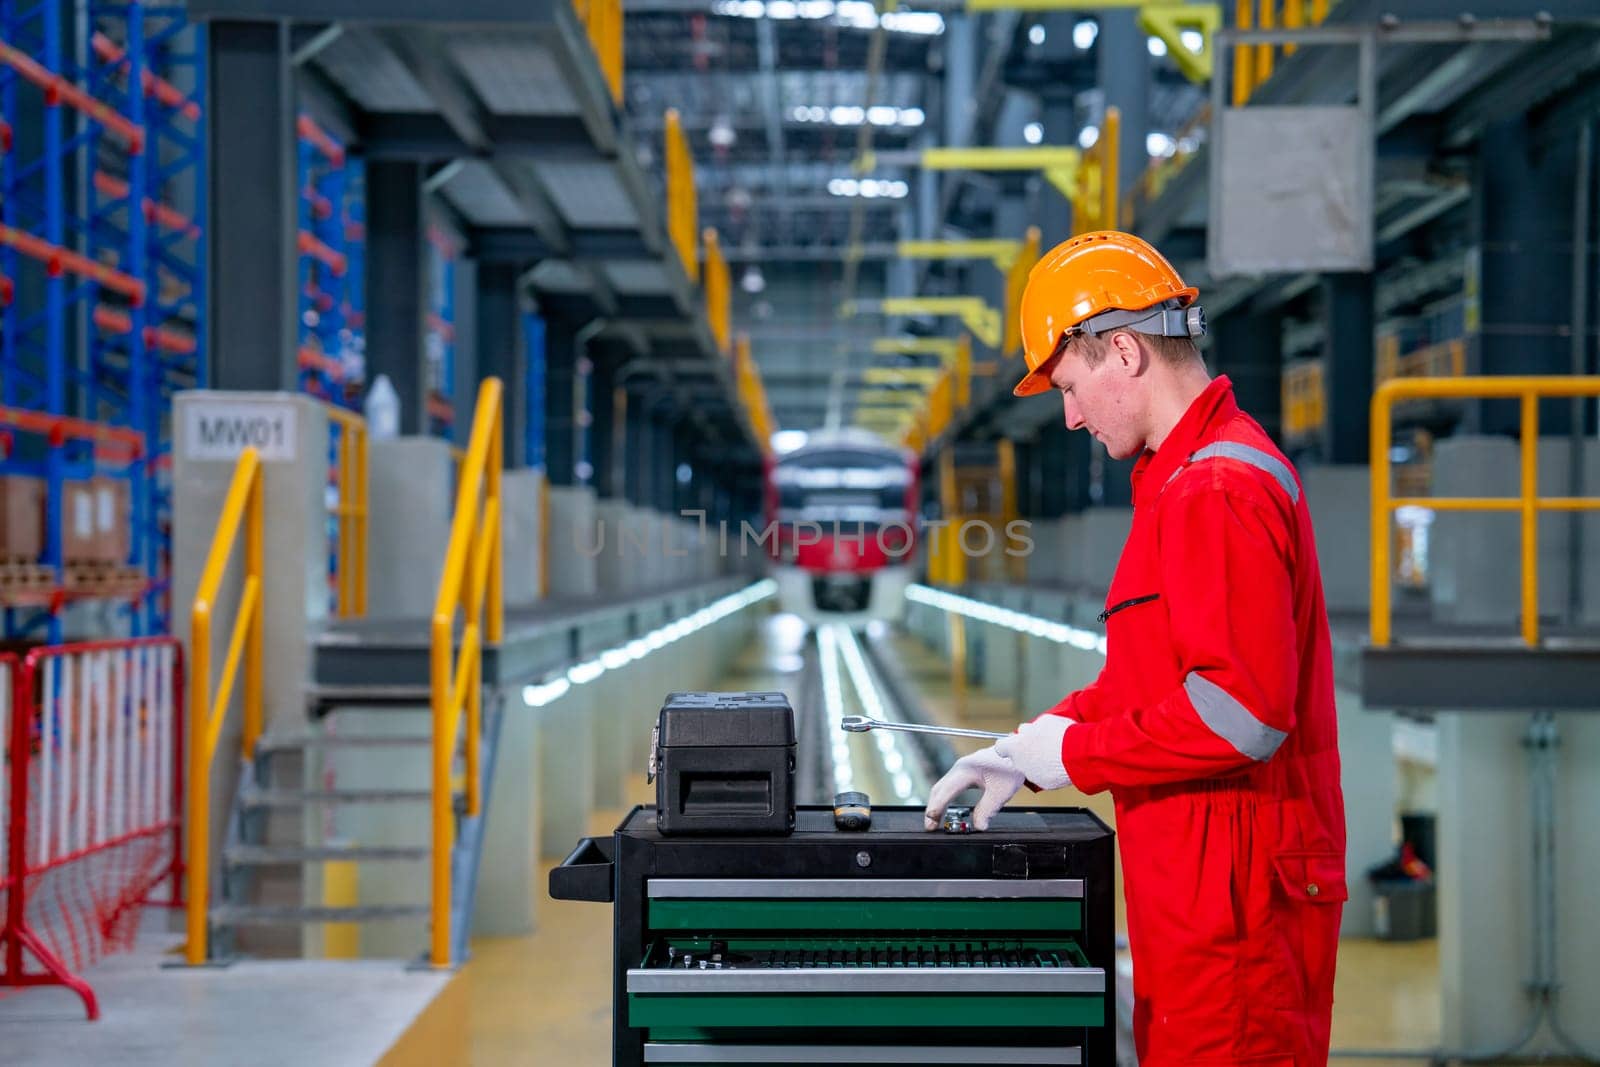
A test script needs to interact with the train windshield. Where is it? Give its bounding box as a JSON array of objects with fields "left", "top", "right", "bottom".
[{"left": 772, "top": 449, "right": 912, "bottom": 526}]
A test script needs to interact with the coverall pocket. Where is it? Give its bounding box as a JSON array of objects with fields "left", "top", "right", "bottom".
[{"left": 1270, "top": 851, "right": 1346, "bottom": 1015}]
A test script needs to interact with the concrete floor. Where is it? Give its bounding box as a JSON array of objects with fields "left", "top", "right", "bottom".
[
  {"left": 466, "top": 615, "right": 1455, "bottom": 1066},
  {"left": 0, "top": 911, "right": 451, "bottom": 1066}
]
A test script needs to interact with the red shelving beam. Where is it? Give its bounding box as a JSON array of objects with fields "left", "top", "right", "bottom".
[
  {"left": 90, "top": 33, "right": 201, "bottom": 122},
  {"left": 296, "top": 114, "right": 346, "bottom": 167},
  {"left": 0, "top": 41, "right": 144, "bottom": 152},
  {"left": 297, "top": 230, "right": 347, "bottom": 276},
  {"left": 93, "top": 172, "right": 201, "bottom": 238},
  {"left": 0, "top": 223, "right": 145, "bottom": 302},
  {"left": 92, "top": 306, "right": 197, "bottom": 355},
  {"left": 0, "top": 405, "right": 144, "bottom": 459},
  {"left": 297, "top": 346, "right": 344, "bottom": 379}
]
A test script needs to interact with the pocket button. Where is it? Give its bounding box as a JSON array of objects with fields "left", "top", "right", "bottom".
[{"left": 1306, "top": 883, "right": 1320, "bottom": 897}]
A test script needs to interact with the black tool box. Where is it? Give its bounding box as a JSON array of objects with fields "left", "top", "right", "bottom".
[
  {"left": 650, "top": 692, "right": 797, "bottom": 836},
  {"left": 551, "top": 805, "right": 1116, "bottom": 1066}
]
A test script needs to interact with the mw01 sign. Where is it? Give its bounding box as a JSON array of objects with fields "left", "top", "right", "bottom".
[{"left": 182, "top": 401, "right": 298, "bottom": 462}]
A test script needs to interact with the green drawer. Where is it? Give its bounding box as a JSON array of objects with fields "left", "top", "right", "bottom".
[
  {"left": 648, "top": 898, "right": 1081, "bottom": 932},
  {"left": 628, "top": 938, "right": 1103, "bottom": 1031}
]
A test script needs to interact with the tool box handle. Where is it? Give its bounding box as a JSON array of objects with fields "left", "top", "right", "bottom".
[{"left": 549, "top": 836, "right": 616, "bottom": 903}]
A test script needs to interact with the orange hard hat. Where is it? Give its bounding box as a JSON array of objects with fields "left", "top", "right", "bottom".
[{"left": 1013, "top": 230, "right": 1200, "bottom": 397}]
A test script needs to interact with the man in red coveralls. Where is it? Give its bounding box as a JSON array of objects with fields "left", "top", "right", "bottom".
[{"left": 924, "top": 231, "right": 1347, "bottom": 1067}]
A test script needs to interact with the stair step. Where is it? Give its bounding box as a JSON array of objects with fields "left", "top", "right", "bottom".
[
  {"left": 255, "top": 732, "right": 432, "bottom": 753},
  {"left": 242, "top": 788, "right": 431, "bottom": 808},
  {"left": 211, "top": 903, "right": 430, "bottom": 925},
  {"left": 224, "top": 844, "right": 430, "bottom": 865},
  {"left": 307, "top": 684, "right": 433, "bottom": 708}
]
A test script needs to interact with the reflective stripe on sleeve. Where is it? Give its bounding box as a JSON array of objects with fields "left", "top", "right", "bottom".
[
  {"left": 1188, "top": 442, "right": 1300, "bottom": 503},
  {"left": 1183, "top": 672, "right": 1287, "bottom": 762}
]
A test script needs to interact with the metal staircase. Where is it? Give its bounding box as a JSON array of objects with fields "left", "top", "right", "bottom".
[
  {"left": 183, "top": 378, "right": 506, "bottom": 969},
  {"left": 205, "top": 694, "right": 504, "bottom": 963}
]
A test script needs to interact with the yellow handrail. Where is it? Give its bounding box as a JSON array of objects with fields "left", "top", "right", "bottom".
[
  {"left": 703, "top": 226, "right": 732, "bottom": 356},
  {"left": 574, "top": 0, "right": 623, "bottom": 105},
  {"left": 664, "top": 109, "right": 699, "bottom": 283},
  {"left": 429, "top": 378, "right": 504, "bottom": 968},
  {"left": 325, "top": 406, "right": 369, "bottom": 618},
  {"left": 186, "top": 448, "right": 265, "bottom": 966},
  {"left": 1370, "top": 376, "right": 1600, "bottom": 649}
]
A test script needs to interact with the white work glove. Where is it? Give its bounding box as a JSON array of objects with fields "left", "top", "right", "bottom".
[
  {"left": 993, "top": 715, "right": 1075, "bottom": 791},
  {"left": 923, "top": 747, "right": 1025, "bottom": 832}
]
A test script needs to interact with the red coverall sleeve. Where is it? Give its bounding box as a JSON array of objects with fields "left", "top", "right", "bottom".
[
  {"left": 1039, "top": 672, "right": 1117, "bottom": 725},
  {"left": 1060, "top": 480, "right": 1300, "bottom": 793}
]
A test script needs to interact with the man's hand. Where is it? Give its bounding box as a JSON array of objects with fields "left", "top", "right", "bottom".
[
  {"left": 993, "top": 715, "right": 1076, "bottom": 791},
  {"left": 923, "top": 747, "right": 1025, "bottom": 831}
]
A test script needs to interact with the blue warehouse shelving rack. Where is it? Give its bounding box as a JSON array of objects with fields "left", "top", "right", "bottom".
[
  {"left": 0, "top": 0, "right": 205, "bottom": 640},
  {"left": 424, "top": 224, "right": 456, "bottom": 442},
  {"left": 296, "top": 112, "right": 362, "bottom": 408}
]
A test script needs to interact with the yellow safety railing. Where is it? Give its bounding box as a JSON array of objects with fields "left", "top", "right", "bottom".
[
  {"left": 1071, "top": 106, "right": 1120, "bottom": 235},
  {"left": 735, "top": 334, "right": 774, "bottom": 448},
  {"left": 186, "top": 449, "right": 265, "bottom": 966},
  {"left": 325, "top": 407, "right": 369, "bottom": 618},
  {"left": 1377, "top": 336, "right": 1465, "bottom": 384},
  {"left": 429, "top": 378, "right": 504, "bottom": 968},
  {"left": 1002, "top": 226, "right": 1042, "bottom": 358},
  {"left": 1234, "top": 0, "right": 1331, "bottom": 106},
  {"left": 664, "top": 109, "right": 699, "bottom": 283},
  {"left": 954, "top": 333, "right": 973, "bottom": 408},
  {"left": 1282, "top": 359, "right": 1325, "bottom": 440},
  {"left": 703, "top": 227, "right": 732, "bottom": 356},
  {"left": 1370, "top": 376, "right": 1600, "bottom": 649},
  {"left": 573, "top": 0, "right": 623, "bottom": 105}
]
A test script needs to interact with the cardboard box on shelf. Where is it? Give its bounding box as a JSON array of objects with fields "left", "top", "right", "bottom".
[
  {"left": 92, "top": 476, "right": 131, "bottom": 564},
  {"left": 63, "top": 480, "right": 100, "bottom": 564},
  {"left": 0, "top": 476, "right": 46, "bottom": 560}
]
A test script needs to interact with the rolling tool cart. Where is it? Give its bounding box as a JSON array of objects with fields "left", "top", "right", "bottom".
[{"left": 551, "top": 805, "right": 1116, "bottom": 1066}]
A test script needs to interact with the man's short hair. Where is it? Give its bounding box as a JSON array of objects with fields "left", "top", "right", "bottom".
[{"left": 1070, "top": 328, "right": 1199, "bottom": 368}]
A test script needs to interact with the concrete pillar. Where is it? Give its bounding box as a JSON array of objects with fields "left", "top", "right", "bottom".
[
  {"left": 1212, "top": 307, "right": 1283, "bottom": 444},
  {"left": 1319, "top": 273, "right": 1373, "bottom": 463},
  {"left": 366, "top": 437, "right": 452, "bottom": 618},
  {"left": 538, "top": 684, "right": 595, "bottom": 858},
  {"left": 501, "top": 468, "right": 544, "bottom": 608},
  {"left": 1302, "top": 465, "right": 1371, "bottom": 616},
  {"left": 476, "top": 261, "right": 524, "bottom": 466},
  {"left": 1437, "top": 712, "right": 1600, "bottom": 1055},
  {"left": 1470, "top": 119, "right": 1582, "bottom": 437},
  {"left": 452, "top": 257, "right": 479, "bottom": 435},
  {"left": 207, "top": 22, "right": 297, "bottom": 392},
  {"left": 1095, "top": 10, "right": 1150, "bottom": 203},
  {"left": 545, "top": 319, "right": 578, "bottom": 487},
  {"left": 365, "top": 161, "right": 428, "bottom": 434},
  {"left": 474, "top": 695, "right": 540, "bottom": 936},
  {"left": 546, "top": 484, "right": 599, "bottom": 599}
]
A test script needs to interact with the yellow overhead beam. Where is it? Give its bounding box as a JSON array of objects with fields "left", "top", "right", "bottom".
[
  {"left": 1137, "top": 4, "right": 1221, "bottom": 83},
  {"left": 844, "top": 297, "right": 1001, "bottom": 349},
  {"left": 872, "top": 337, "right": 963, "bottom": 362},
  {"left": 966, "top": 0, "right": 1148, "bottom": 8},
  {"left": 857, "top": 146, "right": 1082, "bottom": 200},
  {"left": 857, "top": 389, "right": 927, "bottom": 406},
  {"left": 895, "top": 239, "right": 1026, "bottom": 270},
  {"left": 863, "top": 367, "right": 944, "bottom": 386}
]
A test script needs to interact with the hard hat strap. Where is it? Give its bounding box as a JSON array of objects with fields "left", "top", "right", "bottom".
[{"left": 1078, "top": 299, "right": 1206, "bottom": 340}]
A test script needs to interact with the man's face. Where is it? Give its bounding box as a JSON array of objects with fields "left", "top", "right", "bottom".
[{"left": 1046, "top": 334, "right": 1147, "bottom": 460}]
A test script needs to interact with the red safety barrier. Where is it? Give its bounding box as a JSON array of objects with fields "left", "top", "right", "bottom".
[{"left": 0, "top": 639, "right": 183, "bottom": 1021}]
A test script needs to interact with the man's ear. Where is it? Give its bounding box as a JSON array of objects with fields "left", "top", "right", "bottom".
[{"left": 1109, "top": 330, "right": 1145, "bottom": 376}]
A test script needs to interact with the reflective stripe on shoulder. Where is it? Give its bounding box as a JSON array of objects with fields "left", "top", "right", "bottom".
[
  {"left": 1188, "top": 442, "right": 1300, "bottom": 503},
  {"left": 1184, "top": 672, "right": 1287, "bottom": 762}
]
